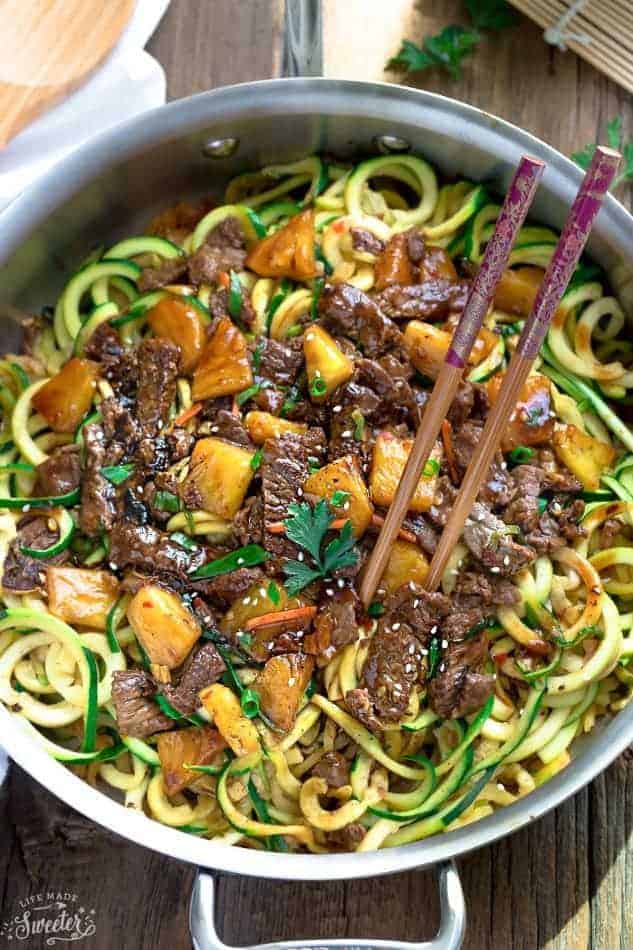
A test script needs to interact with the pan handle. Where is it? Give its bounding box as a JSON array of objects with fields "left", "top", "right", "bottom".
[
  {"left": 189, "top": 859, "right": 465, "bottom": 950},
  {"left": 281, "top": 0, "right": 323, "bottom": 77}
]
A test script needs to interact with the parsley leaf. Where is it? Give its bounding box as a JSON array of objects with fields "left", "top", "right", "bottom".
[
  {"left": 465, "top": 0, "right": 517, "bottom": 31},
  {"left": 572, "top": 116, "right": 633, "bottom": 190},
  {"left": 282, "top": 499, "right": 360, "bottom": 595},
  {"left": 388, "top": 26, "right": 480, "bottom": 80}
]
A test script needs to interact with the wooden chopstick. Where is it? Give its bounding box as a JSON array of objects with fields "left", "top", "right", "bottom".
[
  {"left": 423, "top": 145, "right": 621, "bottom": 593},
  {"left": 359, "top": 155, "right": 545, "bottom": 608}
]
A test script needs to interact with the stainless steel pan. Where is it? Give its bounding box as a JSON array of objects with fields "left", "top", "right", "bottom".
[{"left": 1, "top": 3, "right": 633, "bottom": 948}]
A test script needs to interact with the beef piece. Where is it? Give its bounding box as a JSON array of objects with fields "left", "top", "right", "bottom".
[
  {"left": 122, "top": 488, "right": 150, "bottom": 525},
  {"left": 84, "top": 322, "right": 124, "bottom": 365},
  {"left": 406, "top": 227, "right": 426, "bottom": 264},
  {"left": 312, "top": 752, "right": 350, "bottom": 788},
  {"left": 451, "top": 420, "right": 515, "bottom": 507},
  {"left": 426, "top": 475, "right": 458, "bottom": 529},
  {"left": 208, "top": 286, "right": 256, "bottom": 326},
  {"left": 205, "top": 408, "right": 252, "bottom": 447},
  {"left": 504, "top": 464, "right": 584, "bottom": 554},
  {"left": 2, "top": 517, "right": 67, "bottom": 593},
  {"left": 350, "top": 228, "right": 385, "bottom": 256},
  {"left": 503, "top": 465, "right": 543, "bottom": 532},
  {"left": 524, "top": 498, "right": 585, "bottom": 555},
  {"left": 345, "top": 688, "right": 383, "bottom": 734},
  {"left": 193, "top": 566, "right": 265, "bottom": 608},
  {"left": 233, "top": 496, "right": 264, "bottom": 547},
  {"left": 373, "top": 279, "right": 470, "bottom": 321},
  {"left": 161, "top": 643, "right": 226, "bottom": 716},
  {"left": 208, "top": 216, "right": 246, "bottom": 250},
  {"left": 366, "top": 509, "right": 439, "bottom": 555},
  {"left": 79, "top": 424, "right": 116, "bottom": 536},
  {"left": 463, "top": 501, "right": 535, "bottom": 576},
  {"left": 319, "top": 282, "right": 403, "bottom": 358},
  {"left": 354, "top": 356, "right": 418, "bottom": 427},
  {"left": 304, "top": 588, "right": 361, "bottom": 664},
  {"left": 136, "top": 338, "right": 180, "bottom": 433},
  {"left": 109, "top": 522, "right": 205, "bottom": 576},
  {"left": 190, "top": 594, "right": 222, "bottom": 632},
  {"left": 103, "top": 349, "right": 139, "bottom": 400},
  {"left": 111, "top": 669, "right": 173, "bottom": 738},
  {"left": 167, "top": 427, "right": 194, "bottom": 461},
  {"left": 453, "top": 570, "right": 519, "bottom": 607},
  {"left": 326, "top": 822, "right": 366, "bottom": 851},
  {"left": 100, "top": 396, "right": 140, "bottom": 460},
  {"left": 349, "top": 586, "right": 451, "bottom": 725},
  {"left": 447, "top": 381, "right": 475, "bottom": 427},
  {"left": 428, "top": 635, "right": 495, "bottom": 719},
  {"left": 254, "top": 337, "right": 304, "bottom": 388},
  {"left": 443, "top": 605, "right": 491, "bottom": 642},
  {"left": 187, "top": 218, "right": 247, "bottom": 284},
  {"left": 451, "top": 421, "right": 481, "bottom": 474},
  {"left": 137, "top": 257, "right": 188, "bottom": 293},
  {"left": 253, "top": 386, "right": 286, "bottom": 415},
  {"left": 261, "top": 428, "right": 326, "bottom": 559},
  {"left": 35, "top": 444, "right": 81, "bottom": 496}
]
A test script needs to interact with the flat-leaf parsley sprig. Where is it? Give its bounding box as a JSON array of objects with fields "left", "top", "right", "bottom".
[
  {"left": 282, "top": 499, "right": 359, "bottom": 596},
  {"left": 572, "top": 117, "right": 633, "bottom": 191}
]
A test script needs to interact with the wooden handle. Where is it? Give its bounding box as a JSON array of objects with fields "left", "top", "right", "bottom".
[{"left": 0, "top": 0, "right": 134, "bottom": 147}]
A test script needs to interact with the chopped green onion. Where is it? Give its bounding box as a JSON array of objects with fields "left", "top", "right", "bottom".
[
  {"left": 190, "top": 544, "right": 268, "bottom": 579},
  {"left": 285, "top": 324, "right": 304, "bottom": 338},
  {"left": 267, "top": 581, "right": 281, "bottom": 606},
  {"left": 241, "top": 688, "right": 261, "bottom": 719},
  {"left": 170, "top": 531, "right": 200, "bottom": 552},
  {"left": 314, "top": 246, "right": 333, "bottom": 276},
  {"left": 305, "top": 676, "right": 317, "bottom": 699},
  {"left": 352, "top": 409, "right": 365, "bottom": 441},
  {"left": 423, "top": 458, "right": 440, "bottom": 477},
  {"left": 428, "top": 636, "right": 441, "bottom": 679},
  {"left": 311, "top": 275, "right": 325, "bottom": 320},
  {"left": 237, "top": 631, "right": 254, "bottom": 650},
  {"left": 367, "top": 601, "right": 384, "bottom": 618},
  {"left": 310, "top": 376, "right": 328, "bottom": 398},
  {"left": 236, "top": 383, "right": 262, "bottom": 407},
  {"left": 0, "top": 488, "right": 80, "bottom": 510},
  {"left": 307, "top": 456, "right": 321, "bottom": 475},
  {"left": 266, "top": 278, "right": 292, "bottom": 331},
  {"left": 101, "top": 462, "right": 135, "bottom": 485},
  {"left": 537, "top": 497, "right": 548, "bottom": 515},
  {"left": 508, "top": 445, "right": 535, "bottom": 464},
  {"left": 330, "top": 490, "right": 350, "bottom": 508},
  {"left": 252, "top": 341, "right": 264, "bottom": 372},
  {"left": 154, "top": 490, "right": 180, "bottom": 513},
  {"left": 250, "top": 447, "right": 264, "bottom": 471},
  {"left": 228, "top": 271, "right": 243, "bottom": 318}
]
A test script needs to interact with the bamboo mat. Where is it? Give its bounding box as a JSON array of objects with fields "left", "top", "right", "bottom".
[{"left": 509, "top": 0, "right": 633, "bottom": 95}]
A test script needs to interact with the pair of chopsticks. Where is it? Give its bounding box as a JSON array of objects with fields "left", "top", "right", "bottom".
[{"left": 361, "top": 146, "right": 621, "bottom": 607}]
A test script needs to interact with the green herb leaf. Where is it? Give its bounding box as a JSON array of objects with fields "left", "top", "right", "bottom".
[
  {"left": 154, "top": 489, "right": 180, "bottom": 513},
  {"left": 465, "top": 0, "right": 518, "bottom": 31},
  {"left": 190, "top": 544, "right": 269, "bottom": 579},
  {"left": 101, "top": 462, "right": 135, "bottom": 485},
  {"left": 283, "top": 561, "right": 323, "bottom": 597},
  {"left": 250, "top": 447, "right": 264, "bottom": 471},
  {"left": 571, "top": 142, "right": 596, "bottom": 172},
  {"left": 330, "top": 490, "right": 350, "bottom": 508},
  {"left": 266, "top": 277, "right": 292, "bottom": 331},
  {"left": 237, "top": 630, "right": 254, "bottom": 650},
  {"left": 309, "top": 376, "right": 328, "bottom": 398},
  {"left": 508, "top": 445, "right": 535, "bottom": 464},
  {"left": 422, "top": 458, "right": 440, "bottom": 477},
  {"left": 388, "top": 26, "right": 481, "bottom": 80},
  {"left": 367, "top": 601, "right": 385, "bottom": 618},
  {"left": 282, "top": 499, "right": 359, "bottom": 594},
  {"left": 284, "top": 500, "right": 333, "bottom": 563},
  {"left": 537, "top": 497, "right": 548, "bottom": 515},
  {"left": 314, "top": 247, "right": 332, "bottom": 276},
  {"left": 311, "top": 275, "right": 325, "bottom": 320},
  {"left": 228, "top": 270, "right": 243, "bottom": 318},
  {"left": 322, "top": 519, "right": 358, "bottom": 575},
  {"left": 241, "top": 687, "right": 261, "bottom": 719},
  {"left": 267, "top": 581, "right": 281, "bottom": 606},
  {"left": 572, "top": 117, "right": 633, "bottom": 190}
]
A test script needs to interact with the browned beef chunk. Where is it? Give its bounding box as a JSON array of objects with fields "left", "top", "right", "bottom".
[
  {"left": 100, "top": 396, "right": 140, "bottom": 460},
  {"left": 233, "top": 496, "right": 264, "bottom": 547},
  {"left": 109, "top": 521, "right": 205, "bottom": 576},
  {"left": 479, "top": 456, "right": 516, "bottom": 509},
  {"left": 103, "top": 349, "right": 139, "bottom": 400},
  {"left": 345, "top": 688, "right": 383, "bottom": 734},
  {"left": 447, "top": 380, "right": 475, "bottom": 427},
  {"left": 136, "top": 338, "right": 180, "bottom": 433},
  {"left": 2, "top": 517, "right": 67, "bottom": 593},
  {"left": 187, "top": 217, "right": 247, "bottom": 284},
  {"left": 428, "top": 635, "right": 494, "bottom": 719},
  {"left": 137, "top": 257, "right": 188, "bottom": 293},
  {"left": 373, "top": 279, "right": 469, "bottom": 321},
  {"left": 35, "top": 444, "right": 81, "bottom": 496},
  {"left": 400, "top": 512, "right": 439, "bottom": 555},
  {"left": 463, "top": 501, "right": 535, "bottom": 575},
  {"left": 426, "top": 475, "right": 458, "bottom": 529},
  {"left": 84, "top": 322, "right": 124, "bottom": 365},
  {"left": 193, "top": 566, "right": 265, "bottom": 608},
  {"left": 319, "top": 282, "right": 403, "bottom": 358},
  {"left": 406, "top": 227, "right": 426, "bottom": 264},
  {"left": 347, "top": 586, "right": 450, "bottom": 726},
  {"left": 312, "top": 752, "right": 350, "bottom": 788},
  {"left": 504, "top": 464, "right": 584, "bottom": 554},
  {"left": 354, "top": 356, "right": 418, "bottom": 427},
  {"left": 261, "top": 428, "right": 326, "bottom": 559},
  {"left": 79, "top": 424, "right": 116, "bottom": 536},
  {"left": 326, "top": 822, "right": 366, "bottom": 851},
  {"left": 160, "top": 643, "right": 226, "bottom": 715},
  {"left": 453, "top": 570, "right": 519, "bottom": 606},
  {"left": 304, "top": 588, "right": 361, "bottom": 664},
  {"left": 254, "top": 337, "right": 304, "bottom": 388},
  {"left": 208, "top": 286, "right": 256, "bottom": 326},
  {"left": 350, "top": 228, "right": 385, "bottom": 256},
  {"left": 167, "top": 427, "right": 194, "bottom": 461},
  {"left": 204, "top": 408, "right": 252, "bottom": 447},
  {"left": 111, "top": 669, "right": 173, "bottom": 738}
]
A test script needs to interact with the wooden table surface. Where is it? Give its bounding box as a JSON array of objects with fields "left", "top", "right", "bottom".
[{"left": 2, "top": 2, "right": 633, "bottom": 948}]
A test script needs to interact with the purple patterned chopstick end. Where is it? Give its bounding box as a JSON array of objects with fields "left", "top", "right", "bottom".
[
  {"left": 448, "top": 155, "right": 545, "bottom": 365},
  {"left": 518, "top": 146, "right": 621, "bottom": 359}
]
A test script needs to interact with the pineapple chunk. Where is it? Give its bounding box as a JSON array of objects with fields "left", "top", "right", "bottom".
[
  {"left": 304, "top": 325, "right": 354, "bottom": 401},
  {"left": 183, "top": 436, "right": 254, "bottom": 519},
  {"left": 47, "top": 567, "right": 119, "bottom": 629},
  {"left": 157, "top": 725, "right": 226, "bottom": 796},
  {"left": 245, "top": 209, "right": 318, "bottom": 280},
  {"left": 370, "top": 432, "right": 441, "bottom": 512},
  {"left": 552, "top": 423, "right": 617, "bottom": 490},
  {"left": 148, "top": 297, "right": 206, "bottom": 372},
  {"left": 487, "top": 373, "right": 554, "bottom": 452},
  {"left": 494, "top": 266, "right": 544, "bottom": 317},
  {"left": 127, "top": 585, "right": 201, "bottom": 669},
  {"left": 191, "top": 316, "right": 252, "bottom": 400},
  {"left": 32, "top": 358, "right": 98, "bottom": 433},
  {"left": 245, "top": 411, "right": 307, "bottom": 445},
  {"left": 374, "top": 231, "right": 414, "bottom": 290},
  {"left": 253, "top": 654, "right": 314, "bottom": 732},
  {"left": 304, "top": 454, "right": 373, "bottom": 536},
  {"left": 220, "top": 581, "right": 308, "bottom": 662},
  {"left": 403, "top": 321, "right": 452, "bottom": 380},
  {"left": 380, "top": 540, "right": 429, "bottom": 595},
  {"left": 199, "top": 683, "right": 260, "bottom": 757}
]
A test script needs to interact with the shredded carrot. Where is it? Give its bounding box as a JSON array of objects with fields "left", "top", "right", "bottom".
[
  {"left": 218, "top": 271, "right": 230, "bottom": 288},
  {"left": 173, "top": 402, "right": 203, "bottom": 427},
  {"left": 267, "top": 518, "right": 348, "bottom": 535},
  {"left": 246, "top": 605, "right": 317, "bottom": 631},
  {"left": 231, "top": 396, "right": 240, "bottom": 417},
  {"left": 441, "top": 419, "right": 459, "bottom": 485},
  {"left": 330, "top": 518, "right": 348, "bottom": 530},
  {"left": 370, "top": 513, "right": 417, "bottom": 545}
]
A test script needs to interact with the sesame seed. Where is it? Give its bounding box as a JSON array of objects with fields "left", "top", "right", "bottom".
[
  {"left": 341, "top": 430, "right": 352, "bottom": 438},
  {"left": 157, "top": 420, "right": 163, "bottom": 430},
  {"left": 314, "top": 369, "right": 321, "bottom": 377},
  {"left": 22, "top": 505, "right": 30, "bottom": 513},
  {"left": 430, "top": 625, "right": 438, "bottom": 634},
  {"left": 343, "top": 501, "right": 350, "bottom": 510},
  {"left": 237, "top": 557, "right": 244, "bottom": 565},
  {"left": 243, "top": 597, "right": 251, "bottom": 605},
  {"left": 409, "top": 581, "right": 416, "bottom": 591},
  {"left": 332, "top": 405, "right": 342, "bottom": 414},
  {"left": 490, "top": 566, "right": 501, "bottom": 574},
  {"left": 297, "top": 487, "right": 304, "bottom": 496},
  {"left": 211, "top": 425, "right": 219, "bottom": 433},
  {"left": 109, "top": 562, "right": 118, "bottom": 571},
  {"left": 439, "top": 663, "right": 446, "bottom": 672},
  {"left": 404, "top": 663, "right": 413, "bottom": 673},
  {"left": 288, "top": 677, "right": 296, "bottom": 686},
  {"left": 441, "top": 639, "right": 448, "bottom": 648},
  {"left": 421, "top": 648, "right": 429, "bottom": 656},
  {"left": 326, "top": 588, "right": 334, "bottom": 596},
  {"left": 413, "top": 599, "right": 420, "bottom": 608},
  {"left": 500, "top": 461, "right": 508, "bottom": 470},
  {"left": 252, "top": 598, "right": 259, "bottom": 607},
  {"left": 408, "top": 643, "right": 416, "bottom": 654},
  {"left": 377, "top": 588, "right": 386, "bottom": 596},
  {"left": 337, "top": 578, "right": 345, "bottom": 588},
  {"left": 259, "top": 588, "right": 267, "bottom": 597},
  {"left": 267, "top": 641, "right": 274, "bottom": 649},
  {"left": 496, "top": 783, "right": 505, "bottom": 792},
  {"left": 392, "top": 622, "right": 401, "bottom": 630},
  {"left": 503, "top": 555, "right": 510, "bottom": 566},
  {"left": 298, "top": 551, "right": 305, "bottom": 561}
]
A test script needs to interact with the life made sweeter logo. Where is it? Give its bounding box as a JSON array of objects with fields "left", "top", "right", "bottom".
[{"left": 0, "top": 891, "right": 97, "bottom": 945}]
